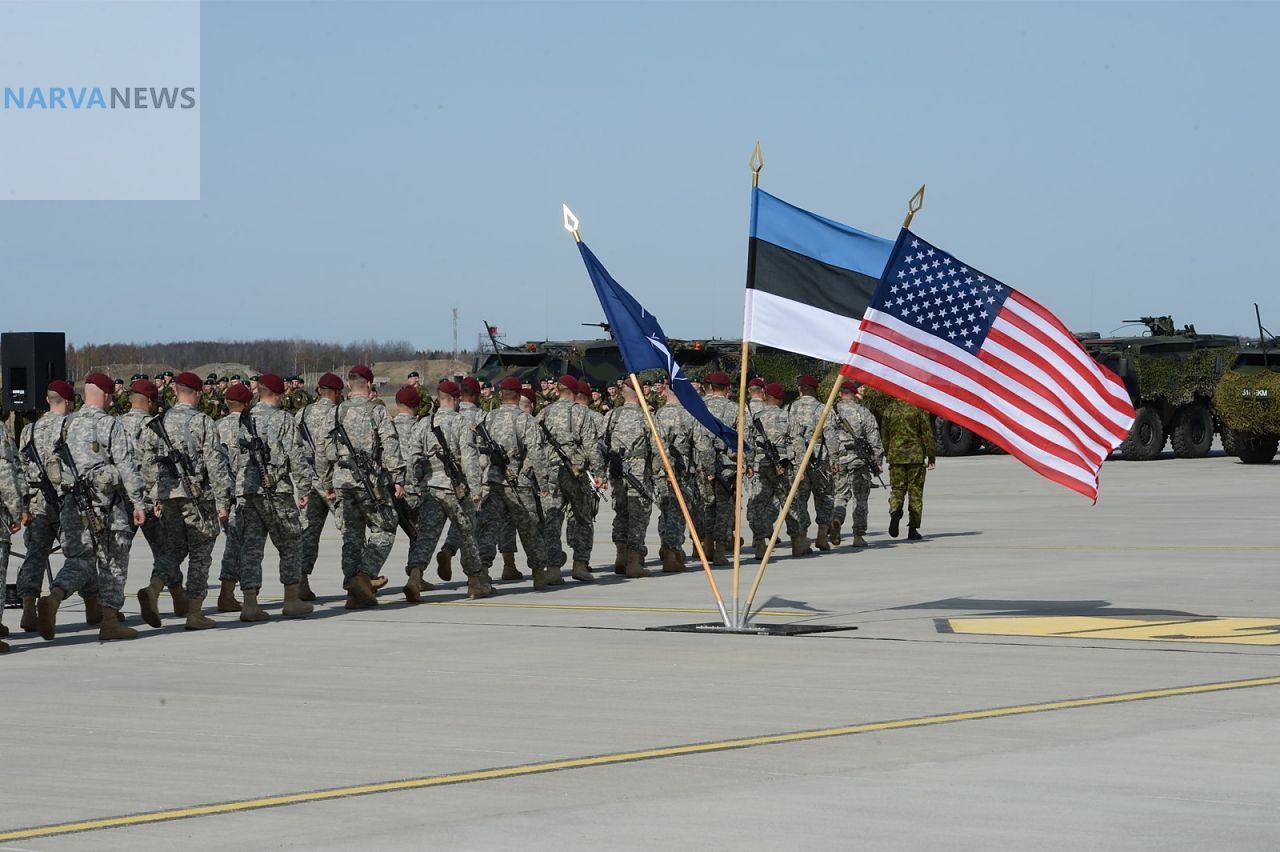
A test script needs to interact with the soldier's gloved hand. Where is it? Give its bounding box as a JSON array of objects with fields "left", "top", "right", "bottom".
[{"left": 133, "top": 507, "right": 147, "bottom": 526}]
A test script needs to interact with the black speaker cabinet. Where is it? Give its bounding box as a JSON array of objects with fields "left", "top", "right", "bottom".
[{"left": 2, "top": 332, "right": 67, "bottom": 413}]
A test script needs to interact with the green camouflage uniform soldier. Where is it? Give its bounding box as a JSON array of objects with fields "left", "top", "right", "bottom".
[
  {"left": 697, "top": 371, "right": 738, "bottom": 565},
  {"left": 116, "top": 380, "right": 174, "bottom": 612},
  {"left": 15, "top": 386, "right": 72, "bottom": 631},
  {"left": 404, "top": 380, "right": 492, "bottom": 600},
  {"left": 214, "top": 383, "right": 254, "bottom": 612},
  {"left": 199, "top": 375, "right": 223, "bottom": 420},
  {"left": 109, "top": 379, "right": 128, "bottom": 416},
  {"left": 38, "top": 373, "right": 149, "bottom": 642},
  {"left": 787, "top": 375, "right": 838, "bottom": 554},
  {"left": 135, "top": 372, "right": 234, "bottom": 630},
  {"left": 653, "top": 382, "right": 697, "bottom": 573},
  {"left": 535, "top": 375, "right": 600, "bottom": 584},
  {"left": 827, "top": 381, "right": 883, "bottom": 548},
  {"left": 228, "top": 373, "right": 315, "bottom": 620},
  {"left": 747, "top": 383, "right": 803, "bottom": 558},
  {"left": 406, "top": 371, "right": 436, "bottom": 419},
  {"left": 294, "top": 372, "right": 344, "bottom": 601},
  {"left": 474, "top": 376, "right": 552, "bottom": 589},
  {"left": 157, "top": 371, "right": 178, "bottom": 413},
  {"left": 571, "top": 382, "right": 605, "bottom": 571},
  {"left": 0, "top": 416, "right": 28, "bottom": 652},
  {"left": 880, "top": 397, "right": 935, "bottom": 541},
  {"left": 602, "top": 381, "right": 656, "bottom": 578},
  {"left": 327, "top": 365, "right": 404, "bottom": 609}
]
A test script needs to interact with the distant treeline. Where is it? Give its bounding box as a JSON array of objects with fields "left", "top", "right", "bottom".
[{"left": 67, "top": 339, "right": 470, "bottom": 377}]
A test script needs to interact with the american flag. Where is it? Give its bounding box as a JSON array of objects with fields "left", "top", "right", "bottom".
[{"left": 842, "top": 229, "right": 1136, "bottom": 501}]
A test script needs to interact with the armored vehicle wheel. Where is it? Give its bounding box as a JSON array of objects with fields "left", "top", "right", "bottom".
[
  {"left": 1236, "top": 435, "right": 1279, "bottom": 465},
  {"left": 1221, "top": 425, "right": 1239, "bottom": 456},
  {"left": 1170, "top": 404, "right": 1214, "bottom": 458},
  {"left": 935, "top": 418, "right": 979, "bottom": 456},
  {"left": 1118, "top": 405, "right": 1165, "bottom": 460}
]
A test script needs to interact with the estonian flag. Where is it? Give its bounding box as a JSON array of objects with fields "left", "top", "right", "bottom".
[{"left": 744, "top": 188, "right": 895, "bottom": 364}]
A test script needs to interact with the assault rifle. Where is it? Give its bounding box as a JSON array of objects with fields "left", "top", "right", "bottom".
[
  {"left": 240, "top": 411, "right": 273, "bottom": 490},
  {"left": 146, "top": 415, "right": 213, "bottom": 526},
  {"left": 475, "top": 420, "right": 545, "bottom": 523},
  {"left": 52, "top": 434, "right": 106, "bottom": 550},
  {"left": 751, "top": 416, "right": 790, "bottom": 478},
  {"left": 20, "top": 440, "right": 62, "bottom": 515},
  {"left": 331, "top": 410, "right": 401, "bottom": 533},
  {"left": 831, "top": 407, "right": 887, "bottom": 488},
  {"left": 538, "top": 419, "right": 579, "bottom": 477},
  {"left": 430, "top": 421, "right": 470, "bottom": 500},
  {"left": 603, "top": 436, "right": 652, "bottom": 501}
]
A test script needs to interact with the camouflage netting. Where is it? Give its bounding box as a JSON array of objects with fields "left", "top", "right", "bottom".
[
  {"left": 1213, "top": 370, "right": 1280, "bottom": 436},
  {"left": 1131, "top": 348, "right": 1233, "bottom": 406}
]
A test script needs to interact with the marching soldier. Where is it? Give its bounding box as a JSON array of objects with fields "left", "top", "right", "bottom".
[
  {"left": 602, "top": 380, "right": 655, "bottom": 578},
  {"left": 15, "top": 380, "right": 73, "bottom": 631},
  {"left": 787, "top": 375, "right": 837, "bottom": 554},
  {"left": 437, "top": 377, "right": 510, "bottom": 580},
  {"left": 572, "top": 379, "right": 606, "bottom": 570},
  {"left": 697, "top": 371, "right": 737, "bottom": 565},
  {"left": 747, "top": 383, "right": 801, "bottom": 558},
  {"left": 37, "top": 373, "right": 149, "bottom": 642},
  {"left": 0, "top": 415, "right": 27, "bottom": 652},
  {"left": 654, "top": 380, "right": 697, "bottom": 573},
  {"left": 827, "top": 380, "right": 883, "bottom": 548},
  {"left": 214, "top": 382, "right": 254, "bottom": 612},
  {"left": 880, "top": 397, "right": 936, "bottom": 541},
  {"left": 535, "top": 375, "right": 598, "bottom": 584},
  {"left": 391, "top": 384, "right": 429, "bottom": 593},
  {"left": 746, "top": 377, "right": 766, "bottom": 417},
  {"left": 295, "top": 372, "right": 344, "bottom": 600},
  {"left": 117, "top": 379, "right": 175, "bottom": 614}
]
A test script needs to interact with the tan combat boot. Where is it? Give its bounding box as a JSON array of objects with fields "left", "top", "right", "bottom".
[
  {"left": 344, "top": 574, "right": 378, "bottom": 609},
  {"left": 369, "top": 575, "right": 389, "bottom": 590},
  {"left": 37, "top": 588, "right": 64, "bottom": 640},
  {"left": 752, "top": 539, "right": 767, "bottom": 560},
  {"left": 137, "top": 576, "right": 165, "bottom": 628},
  {"left": 500, "top": 552, "right": 524, "bottom": 582},
  {"left": 184, "top": 595, "right": 217, "bottom": 630},
  {"left": 851, "top": 534, "right": 868, "bottom": 548},
  {"left": 625, "top": 549, "right": 651, "bottom": 579},
  {"left": 240, "top": 589, "right": 270, "bottom": 622},
  {"left": 281, "top": 585, "right": 313, "bottom": 618},
  {"left": 403, "top": 565, "right": 428, "bottom": 604},
  {"left": 571, "top": 559, "right": 594, "bottom": 583},
  {"left": 168, "top": 583, "right": 190, "bottom": 617},
  {"left": 436, "top": 547, "right": 454, "bottom": 581},
  {"left": 661, "top": 547, "right": 684, "bottom": 573},
  {"left": 613, "top": 543, "right": 627, "bottom": 575},
  {"left": 99, "top": 608, "right": 138, "bottom": 641},
  {"left": 467, "top": 574, "right": 495, "bottom": 600},
  {"left": 83, "top": 594, "right": 103, "bottom": 626},
  {"left": 711, "top": 541, "right": 729, "bottom": 567},
  {"left": 791, "top": 534, "right": 812, "bottom": 557},
  {"left": 298, "top": 573, "right": 316, "bottom": 602},
  {"left": 544, "top": 563, "right": 565, "bottom": 586},
  {"left": 20, "top": 596, "right": 38, "bottom": 632},
  {"left": 815, "top": 524, "right": 831, "bottom": 551},
  {"left": 217, "top": 579, "right": 242, "bottom": 612},
  {"left": 829, "top": 523, "right": 842, "bottom": 546}
]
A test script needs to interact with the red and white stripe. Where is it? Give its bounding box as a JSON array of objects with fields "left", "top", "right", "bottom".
[{"left": 843, "top": 291, "right": 1136, "bottom": 501}]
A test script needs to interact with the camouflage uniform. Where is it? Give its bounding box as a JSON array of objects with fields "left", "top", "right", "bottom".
[
  {"left": 406, "top": 410, "right": 484, "bottom": 576},
  {"left": 214, "top": 413, "right": 247, "bottom": 584},
  {"left": 283, "top": 386, "right": 313, "bottom": 416},
  {"left": 698, "top": 394, "right": 738, "bottom": 548},
  {"left": 787, "top": 394, "right": 837, "bottom": 534},
  {"left": 654, "top": 399, "right": 699, "bottom": 555},
  {"left": 747, "top": 404, "right": 800, "bottom": 540},
  {"left": 880, "top": 399, "right": 935, "bottom": 530},
  {"left": 474, "top": 403, "right": 549, "bottom": 576},
  {"left": 295, "top": 397, "right": 343, "bottom": 582},
  {"left": 16, "top": 414, "right": 65, "bottom": 599},
  {"left": 141, "top": 403, "right": 233, "bottom": 599},
  {"left": 535, "top": 398, "right": 595, "bottom": 570},
  {"left": 117, "top": 407, "right": 164, "bottom": 578},
  {"left": 230, "top": 402, "right": 313, "bottom": 591},
  {"left": 48, "top": 406, "right": 148, "bottom": 611},
  {"left": 442, "top": 399, "right": 484, "bottom": 557},
  {"left": 828, "top": 399, "right": 883, "bottom": 538},
  {"left": 391, "top": 411, "right": 422, "bottom": 573},
  {"left": 602, "top": 401, "right": 655, "bottom": 555},
  {"left": 199, "top": 391, "right": 223, "bottom": 420},
  {"left": 330, "top": 395, "right": 403, "bottom": 585},
  {"left": 158, "top": 385, "right": 177, "bottom": 414},
  {"left": 568, "top": 400, "right": 605, "bottom": 565},
  {"left": 0, "top": 423, "right": 25, "bottom": 634}
]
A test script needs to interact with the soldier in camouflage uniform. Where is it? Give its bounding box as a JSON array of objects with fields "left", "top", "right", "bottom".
[
  {"left": 787, "top": 375, "right": 837, "bottom": 555},
  {"left": 15, "top": 382, "right": 73, "bottom": 631},
  {"left": 199, "top": 375, "right": 223, "bottom": 420},
  {"left": 535, "top": 375, "right": 599, "bottom": 584},
  {"left": 654, "top": 381, "right": 698, "bottom": 573},
  {"left": 406, "top": 371, "right": 437, "bottom": 419},
  {"left": 116, "top": 379, "right": 175, "bottom": 613},
  {"left": 228, "top": 373, "right": 315, "bottom": 620},
  {"left": 879, "top": 396, "right": 935, "bottom": 541},
  {"left": 746, "top": 382, "right": 801, "bottom": 558},
  {"left": 135, "top": 372, "right": 233, "bottom": 630},
  {"left": 571, "top": 380, "right": 605, "bottom": 571},
  {"left": 404, "top": 380, "right": 491, "bottom": 600},
  {"left": 696, "top": 371, "right": 738, "bottom": 565},
  {"left": 282, "top": 377, "right": 312, "bottom": 415},
  {"left": 294, "top": 372, "right": 344, "bottom": 601},
  {"left": 327, "top": 365, "right": 404, "bottom": 608},
  {"left": 474, "top": 376, "right": 551, "bottom": 588},
  {"left": 214, "top": 383, "right": 254, "bottom": 612},
  {"left": 109, "top": 378, "right": 129, "bottom": 416},
  {"left": 390, "top": 385, "right": 429, "bottom": 593},
  {"left": 157, "top": 371, "right": 178, "bottom": 413},
  {"left": 37, "top": 373, "right": 149, "bottom": 642},
  {"left": 603, "top": 381, "right": 656, "bottom": 578},
  {"left": 0, "top": 415, "right": 28, "bottom": 652},
  {"left": 827, "top": 380, "right": 884, "bottom": 548}
]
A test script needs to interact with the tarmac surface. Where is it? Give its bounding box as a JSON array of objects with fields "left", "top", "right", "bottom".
[{"left": 3, "top": 444, "right": 1278, "bottom": 850}]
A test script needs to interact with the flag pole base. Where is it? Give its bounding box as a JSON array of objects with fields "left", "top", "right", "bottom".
[{"left": 645, "top": 622, "right": 857, "bottom": 637}]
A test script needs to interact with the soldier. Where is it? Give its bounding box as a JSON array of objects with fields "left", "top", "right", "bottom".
[
  {"left": 327, "top": 364, "right": 404, "bottom": 608},
  {"left": 437, "top": 377, "right": 506, "bottom": 580},
  {"left": 536, "top": 375, "right": 601, "bottom": 584},
  {"left": 827, "top": 380, "right": 884, "bottom": 548},
  {"left": 697, "top": 371, "right": 738, "bottom": 565},
  {"left": 37, "top": 372, "right": 149, "bottom": 641},
  {"left": 747, "top": 383, "right": 801, "bottom": 558},
  {"left": 15, "top": 380, "right": 73, "bottom": 631},
  {"left": 200, "top": 375, "right": 222, "bottom": 420},
  {"left": 295, "top": 372, "right": 344, "bottom": 600},
  {"left": 880, "top": 397, "right": 936, "bottom": 541},
  {"left": 116, "top": 379, "right": 175, "bottom": 614},
  {"left": 158, "top": 371, "right": 178, "bottom": 413},
  {"left": 109, "top": 378, "right": 128, "bottom": 416},
  {"left": 0, "top": 413, "right": 28, "bottom": 652},
  {"left": 228, "top": 373, "right": 315, "bottom": 620},
  {"left": 654, "top": 380, "right": 698, "bottom": 573},
  {"left": 787, "top": 375, "right": 837, "bottom": 555},
  {"left": 214, "top": 382, "right": 253, "bottom": 612},
  {"left": 474, "top": 376, "right": 552, "bottom": 589},
  {"left": 404, "top": 380, "right": 492, "bottom": 600},
  {"left": 746, "top": 377, "right": 766, "bottom": 417},
  {"left": 570, "top": 381, "right": 607, "bottom": 570},
  {"left": 406, "top": 371, "right": 436, "bottom": 419},
  {"left": 391, "top": 384, "right": 429, "bottom": 593},
  {"left": 602, "top": 380, "right": 656, "bottom": 578}
]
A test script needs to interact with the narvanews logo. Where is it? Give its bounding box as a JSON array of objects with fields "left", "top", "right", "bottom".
[{"left": 4, "top": 87, "right": 196, "bottom": 109}]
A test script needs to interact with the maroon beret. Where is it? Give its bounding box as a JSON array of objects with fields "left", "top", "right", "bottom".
[
  {"left": 85, "top": 372, "right": 114, "bottom": 396},
  {"left": 225, "top": 383, "right": 253, "bottom": 404},
  {"left": 748, "top": 377, "right": 765, "bottom": 388},
  {"left": 797, "top": 374, "right": 819, "bottom": 389},
  {"left": 558, "top": 374, "right": 578, "bottom": 391},
  {"left": 348, "top": 364, "right": 374, "bottom": 383},
  {"left": 840, "top": 380, "right": 861, "bottom": 393},
  {"left": 704, "top": 371, "right": 731, "bottom": 387},
  {"left": 130, "top": 379, "right": 158, "bottom": 401},
  {"left": 437, "top": 379, "right": 461, "bottom": 398},
  {"left": 394, "top": 385, "right": 421, "bottom": 408},
  {"left": 764, "top": 382, "right": 786, "bottom": 400},
  {"left": 498, "top": 376, "right": 521, "bottom": 392},
  {"left": 47, "top": 379, "right": 75, "bottom": 401},
  {"left": 461, "top": 376, "right": 481, "bottom": 395},
  {"left": 519, "top": 387, "right": 536, "bottom": 403},
  {"left": 259, "top": 373, "right": 286, "bottom": 395},
  {"left": 174, "top": 371, "right": 203, "bottom": 391},
  {"left": 317, "top": 372, "right": 343, "bottom": 391}
]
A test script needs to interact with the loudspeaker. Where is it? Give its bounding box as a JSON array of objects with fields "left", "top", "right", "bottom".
[{"left": 2, "top": 332, "right": 67, "bottom": 413}]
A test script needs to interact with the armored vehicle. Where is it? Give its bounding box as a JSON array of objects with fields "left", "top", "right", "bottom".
[{"left": 1212, "top": 310, "right": 1280, "bottom": 464}]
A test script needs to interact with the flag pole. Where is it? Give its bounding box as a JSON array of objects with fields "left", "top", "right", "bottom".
[
  {"left": 741, "top": 184, "right": 927, "bottom": 625},
  {"left": 631, "top": 373, "right": 731, "bottom": 627},
  {"left": 731, "top": 142, "right": 765, "bottom": 625}
]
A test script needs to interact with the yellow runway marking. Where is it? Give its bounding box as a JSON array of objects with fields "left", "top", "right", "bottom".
[
  {"left": 425, "top": 601, "right": 800, "bottom": 617},
  {"left": 3, "top": 674, "right": 1278, "bottom": 842},
  {"left": 946, "top": 616, "right": 1280, "bottom": 646}
]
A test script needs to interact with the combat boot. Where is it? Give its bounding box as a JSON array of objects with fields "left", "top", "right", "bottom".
[
  {"left": 829, "top": 523, "right": 842, "bottom": 546},
  {"left": 137, "top": 576, "right": 165, "bottom": 628},
  {"left": 571, "top": 560, "right": 594, "bottom": 583},
  {"left": 501, "top": 553, "right": 524, "bottom": 582},
  {"left": 403, "top": 565, "right": 428, "bottom": 604},
  {"left": 625, "top": 549, "right": 651, "bottom": 579},
  {"left": 851, "top": 534, "right": 868, "bottom": 548},
  {"left": 370, "top": 575, "right": 389, "bottom": 590},
  {"left": 240, "top": 589, "right": 271, "bottom": 622},
  {"left": 544, "top": 563, "right": 565, "bottom": 586},
  {"left": 217, "top": 579, "right": 242, "bottom": 612},
  {"left": 344, "top": 573, "right": 378, "bottom": 609},
  {"left": 281, "top": 585, "right": 313, "bottom": 618},
  {"left": 907, "top": 527, "right": 923, "bottom": 541},
  {"left": 467, "top": 574, "right": 495, "bottom": 600},
  {"left": 815, "top": 525, "right": 831, "bottom": 551},
  {"left": 37, "top": 588, "right": 64, "bottom": 640},
  {"left": 298, "top": 573, "right": 316, "bottom": 602},
  {"left": 791, "top": 535, "right": 812, "bottom": 557},
  {"left": 613, "top": 543, "right": 627, "bottom": 575},
  {"left": 168, "top": 583, "right": 190, "bottom": 617},
  {"left": 83, "top": 594, "right": 103, "bottom": 625},
  {"left": 752, "top": 539, "right": 767, "bottom": 560},
  {"left": 661, "top": 547, "right": 684, "bottom": 573},
  {"left": 184, "top": 595, "right": 217, "bottom": 630},
  {"left": 711, "top": 542, "right": 729, "bottom": 567},
  {"left": 20, "top": 596, "right": 38, "bottom": 632},
  {"left": 888, "top": 510, "right": 902, "bottom": 538},
  {"left": 532, "top": 566, "right": 549, "bottom": 591},
  {"left": 98, "top": 608, "right": 138, "bottom": 641},
  {"left": 436, "top": 547, "right": 454, "bottom": 581}
]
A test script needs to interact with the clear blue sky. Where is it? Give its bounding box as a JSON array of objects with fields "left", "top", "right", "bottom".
[{"left": 5, "top": 1, "right": 1277, "bottom": 350}]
